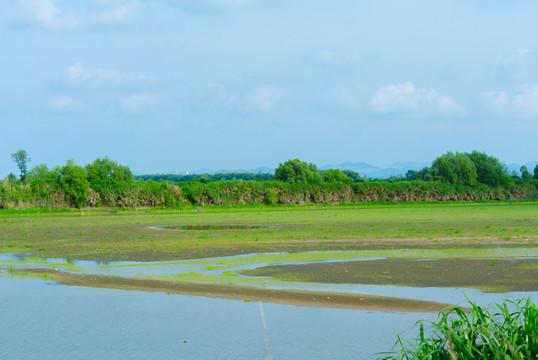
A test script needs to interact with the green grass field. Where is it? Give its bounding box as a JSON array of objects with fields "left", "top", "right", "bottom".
[{"left": 1, "top": 201, "right": 537, "bottom": 261}]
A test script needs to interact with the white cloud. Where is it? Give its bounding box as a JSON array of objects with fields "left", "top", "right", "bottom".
[
  {"left": 16, "top": 0, "right": 138, "bottom": 29},
  {"left": 198, "top": 0, "right": 262, "bottom": 8},
  {"left": 514, "top": 84, "right": 538, "bottom": 114},
  {"left": 121, "top": 93, "right": 167, "bottom": 112},
  {"left": 65, "top": 63, "right": 152, "bottom": 85},
  {"left": 483, "top": 84, "right": 538, "bottom": 116},
  {"left": 212, "top": 0, "right": 255, "bottom": 7},
  {"left": 196, "top": 83, "right": 239, "bottom": 105},
  {"left": 317, "top": 51, "right": 339, "bottom": 64},
  {"left": 49, "top": 96, "right": 85, "bottom": 112},
  {"left": 17, "top": 0, "right": 80, "bottom": 30},
  {"left": 247, "top": 84, "right": 286, "bottom": 111},
  {"left": 494, "top": 47, "right": 531, "bottom": 67},
  {"left": 196, "top": 83, "right": 286, "bottom": 111},
  {"left": 179, "top": 0, "right": 270, "bottom": 11},
  {"left": 370, "top": 81, "right": 463, "bottom": 115},
  {"left": 437, "top": 95, "right": 460, "bottom": 112},
  {"left": 482, "top": 91, "right": 509, "bottom": 110},
  {"left": 90, "top": 2, "right": 139, "bottom": 24}
]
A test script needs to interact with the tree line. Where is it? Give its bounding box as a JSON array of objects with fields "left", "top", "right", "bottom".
[
  {"left": 2, "top": 150, "right": 537, "bottom": 209},
  {"left": 271, "top": 155, "right": 537, "bottom": 187}
]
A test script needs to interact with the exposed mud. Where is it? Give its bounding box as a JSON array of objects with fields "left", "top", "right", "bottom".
[
  {"left": 244, "top": 258, "right": 538, "bottom": 293},
  {"left": 17, "top": 268, "right": 450, "bottom": 313}
]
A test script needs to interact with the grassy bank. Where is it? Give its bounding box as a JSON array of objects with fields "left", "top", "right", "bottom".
[{"left": 1, "top": 202, "right": 537, "bottom": 261}]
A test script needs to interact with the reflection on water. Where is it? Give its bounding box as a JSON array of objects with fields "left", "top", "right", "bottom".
[
  {"left": 2, "top": 249, "right": 538, "bottom": 307},
  {"left": 2, "top": 248, "right": 538, "bottom": 359},
  {"left": 0, "top": 275, "right": 434, "bottom": 360}
]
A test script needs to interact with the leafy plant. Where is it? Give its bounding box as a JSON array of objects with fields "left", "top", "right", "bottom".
[{"left": 379, "top": 299, "right": 538, "bottom": 360}]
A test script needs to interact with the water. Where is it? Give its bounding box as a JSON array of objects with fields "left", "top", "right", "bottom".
[
  {"left": 2, "top": 250, "right": 538, "bottom": 359},
  {"left": 2, "top": 250, "right": 538, "bottom": 306},
  {"left": 0, "top": 275, "right": 432, "bottom": 360}
]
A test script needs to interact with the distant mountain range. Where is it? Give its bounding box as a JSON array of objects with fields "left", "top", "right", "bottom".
[
  {"left": 147, "top": 162, "right": 426, "bottom": 179},
  {"left": 186, "top": 166, "right": 275, "bottom": 176},
  {"left": 148, "top": 160, "right": 538, "bottom": 179},
  {"left": 318, "top": 161, "right": 431, "bottom": 179}
]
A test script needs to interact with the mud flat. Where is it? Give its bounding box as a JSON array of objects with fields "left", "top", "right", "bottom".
[{"left": 244, "top": 258, "right": 538, "bottom": 293}]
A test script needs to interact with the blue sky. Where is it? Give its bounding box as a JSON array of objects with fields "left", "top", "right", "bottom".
[{"left": 1, "top": 0, "right": 537, "bottom": 175}]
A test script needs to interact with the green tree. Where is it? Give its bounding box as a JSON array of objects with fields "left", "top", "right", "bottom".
[
  {"left": 322, "top": 168, "right": 350, "bottom": 183},
  {"left": 405, "top": 170, "right": 418, "bottom": 181},
  {"left": 11, "top": 149, "right": 31, "bottom": 181},
  {"left": 341, "top": 170, "right": 361, "bottom": 181},
  {"left": 534, "top": 164, "right": 538, "bottom": 180},
  {"left": 417, "top": 167, "right": 433, "bottom": 181},
  {"left": 274, "top": 159, "right": 320, "bottom": 184},
  {"left": 520, "top": 166, "right": 532, "bottom": 181},
  {"left": 27, "top": 164, "right": 60, "bottom": 185},
  {"left": 85, "top": 156, "right": 134, "bottom": 191},
  {"left": 60, "top": 159, "right": 90, "bottom": 208},
  {"left": 467, "top": 151, "right": 510, "bottom": 187},
  {"left": 432, "top": 152, "right": 477, "bottom": 186}
]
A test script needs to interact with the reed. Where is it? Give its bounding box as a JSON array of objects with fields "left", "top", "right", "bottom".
[{"left": 379, "top": 299, "right": 537, "bottom": 360}]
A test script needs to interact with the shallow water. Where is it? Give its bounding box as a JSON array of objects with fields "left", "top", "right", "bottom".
[
  {"left": 0, "top": 275, "right": 434, "bottom": 360},
  {"left": 2, "top": 249, "right": 537, "bottom": 306},
  {"left": 2, "top": 249, "right": 538, "bottom": 359}
]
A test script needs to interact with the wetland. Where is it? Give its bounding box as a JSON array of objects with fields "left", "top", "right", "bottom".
[{"left": 1, "top": 202, "right": 538, "bottom": 359}]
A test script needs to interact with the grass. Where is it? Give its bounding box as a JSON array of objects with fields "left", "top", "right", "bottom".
[
  {"left": 379, "top": 298, "right": 538, "bottom": 359},
  {"left": 0, "top": 202, "right": 537, "bottom": 261}
]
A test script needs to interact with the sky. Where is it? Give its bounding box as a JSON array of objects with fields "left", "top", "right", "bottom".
[{"left": 1, "top": 0, "right": 538, "bottom": 175}]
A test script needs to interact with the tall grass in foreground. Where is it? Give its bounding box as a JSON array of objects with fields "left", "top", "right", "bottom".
[{"left": 379, "top": 299, "right": 537, "bottom": 360}]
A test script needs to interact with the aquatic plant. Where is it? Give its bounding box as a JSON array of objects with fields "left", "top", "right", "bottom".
[{"left": 379, "top": 299, "right": 538, "bottom": 359}]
